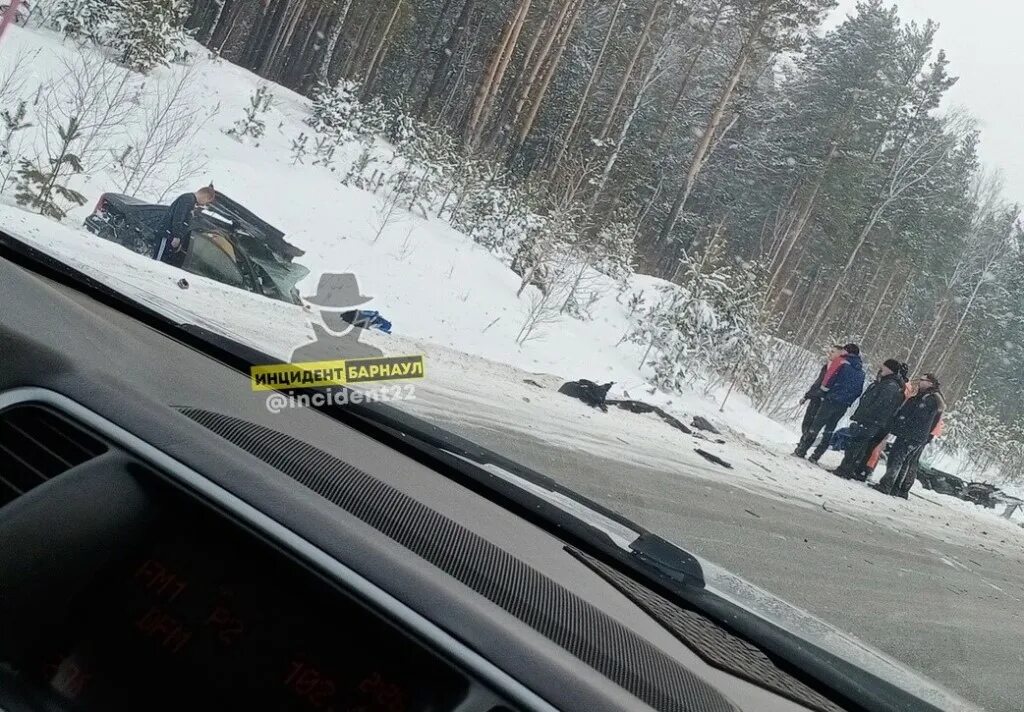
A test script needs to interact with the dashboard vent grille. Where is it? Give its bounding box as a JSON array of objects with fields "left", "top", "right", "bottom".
[
  {"left": 0, "top": 405, "right": 108, "bottom": 507},
  {"left": 178, "top": 408, "right": 740, "bottom": 712}
]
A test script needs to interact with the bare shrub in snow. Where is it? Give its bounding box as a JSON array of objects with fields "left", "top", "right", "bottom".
[
  {"left": 17, "top": 52, "right": 136, "bottom": 218},
  {"left": 341, "top": 137, "right": 381, "bottom": 190},
  {"left": 516, "top": 251, "right": 577, "bottom": 345},
  {"left": 752, "top": 340, "right": 822, "bottom": 420},
  {"left": 112, "top": 64, "right": 210, "bottom": 199}
]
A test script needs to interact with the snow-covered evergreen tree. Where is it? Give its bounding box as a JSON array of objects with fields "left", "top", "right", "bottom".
[
  {"left": 48, "top": 0, "right": 113, "bottom": 41},
  {"left": 225, "top": 85, "right": 272, "bottom": 144},
  {"left": 629, "top": 243, "right": 770, "bottom": 394},
  {"left": 111, "top": 0, "right": 191, "bottom": 73},
  {"left": 306, "top": 80, "right": 386, "bottom": 146}
]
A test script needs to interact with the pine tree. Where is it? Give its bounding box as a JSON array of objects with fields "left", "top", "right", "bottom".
[
  {"left": 112, "top": 0, "right": 192, "bottom": 73},
  {"left": 48, "top": 0, "right": 114, "bottom": 41}
]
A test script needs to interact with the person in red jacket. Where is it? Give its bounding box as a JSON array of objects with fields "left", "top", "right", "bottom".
[{"left": 798, "top": 345, "right": 844, "bottom": 435}]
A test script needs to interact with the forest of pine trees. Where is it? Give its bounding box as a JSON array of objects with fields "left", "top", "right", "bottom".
[{"left": 22, "top": 0, "right": 1024, "bottom": 470}]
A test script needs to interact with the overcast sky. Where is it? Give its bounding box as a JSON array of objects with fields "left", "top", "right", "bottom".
[{"left": 829, "top": 0, "right": 1024, "bottom": 205}]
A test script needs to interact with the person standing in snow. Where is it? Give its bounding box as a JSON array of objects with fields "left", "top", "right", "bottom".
[
  {"left": 832, "top": 359, "right": 906, "bottom": 480},
  {"left": 154, "top": 185, "right": 216, "bottom": 267},
  {"left": 858, "top": 362, "right": 912, "bottom": 480},
  {"left": 794, "top": 343, "right": 866, "bottom": 463},
  {"left": 799, "top": 345, "right": 845, "bottom": 436},
  {"left": 875, "top": 373, "right": 945, "bottom": 498}
]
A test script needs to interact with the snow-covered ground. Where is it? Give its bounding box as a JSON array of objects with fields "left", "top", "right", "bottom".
[{"left": 2, "top": 25, "right": 1022, "bottom": 557}]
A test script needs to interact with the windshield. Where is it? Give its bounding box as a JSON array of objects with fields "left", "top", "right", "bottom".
[{"left": 2, "top": 1, "right": 1022, "bottom": 709}]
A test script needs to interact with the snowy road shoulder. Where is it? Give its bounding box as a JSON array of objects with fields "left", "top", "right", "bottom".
[{"left": 5, "top": 202, "right": 1020, "bottom": 560}]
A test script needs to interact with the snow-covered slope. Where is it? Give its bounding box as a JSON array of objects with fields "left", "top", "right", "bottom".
[
  {"left": 1, "top": 24, "right": 794, "bottom": 441},
  {"left": 2, "top": 25, "right": 1022, "bottom": 550}
]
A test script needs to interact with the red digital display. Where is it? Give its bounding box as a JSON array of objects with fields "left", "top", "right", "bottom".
[{"left": 28, "top": 511, "right": 468, "bottom": 712}]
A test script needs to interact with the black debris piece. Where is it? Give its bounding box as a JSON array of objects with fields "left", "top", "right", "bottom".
[
  {"left": 609, "top": 399, "right": 695, "bottom": 436},
  {"left": 523, "top": 379, "right": 546, "bottom": 389},
  {"left": 176, "top": 278, "right": 190, "bottom": 289},
  {"left": 694, "top": 449, "right": 732, "bottom": 469},
  {"left": 556, "top": 380, "right": 698, "bottom": 437},
  {"left": 691, "top": 416, "right": 721, "bottom": 434},
  {"left": 558, "top": 379, "right": 614, "bottom": 412}
]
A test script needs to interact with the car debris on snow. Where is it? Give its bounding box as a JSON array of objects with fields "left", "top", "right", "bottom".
[
  {"left": 691, "top": 416, "right": 721, "bottom": 434},
  {"left": 694, "top": 449, "right": 732, "bottom": 469}
]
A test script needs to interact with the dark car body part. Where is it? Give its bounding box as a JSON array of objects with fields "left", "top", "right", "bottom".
[{"left": 83, "top": 192, "right": 308, "bottom": 304}]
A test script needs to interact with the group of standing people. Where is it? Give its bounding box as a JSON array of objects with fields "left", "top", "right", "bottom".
[{"left": 794, "top": 344, "right": 945, "bottom": 499}]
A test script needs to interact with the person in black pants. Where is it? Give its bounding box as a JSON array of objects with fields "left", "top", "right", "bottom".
[
  {"left": 876, "top": 373, "right": 944, "bottom": 498},
  {"left": 800, "top": 345, "right": 844, "bottom": 434},
  {"left": 794, "top": 344, "right": 866, "bottom": 463},
  {"left": 832, "top": 359, "right": 906, "bottom": 480},
  {"left": 154, "top": 185, "right": 216, "bottom": 267}
]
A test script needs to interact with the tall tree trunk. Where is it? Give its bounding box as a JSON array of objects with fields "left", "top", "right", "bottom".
[
  {"left": 861, "top": 266, "right": 901, "bottom": 346},
  {"left": 316, "top": 0, "right": 356, "bottom": 86},
  {"left": 363, "top": 0, "right": 403, "bottom": 95},
  {"left": 291, "top": 2, "right": 324, "bottom": 82},
  {"left": 245, "top": 0, "right": 288, "bottom": 70},
  {"left": 651, "top": 0, "right": 725, "bottom": 149},
  {"left": 549, "top": 0, "right": 623, "bottom": 176},
  {"left": 597, "top": 0, "right": 660, "bottom": 142},
  {"left": 202, "top": 0, "right": 228, "bottom": 43},
  {"left": 491, "top": 0, "right": 559, "bottom": 148},
  {"left": 933, "top": 276, "right": 989, "bottom": 372},
  {"left": 765, "top": 147, "right": 836, "bottom": 299},
  {"left": 465, "top": 0, "right": 532, "bottom": 146},
  {"left": 345, "top": 2, "right": 388, "bottom": 79},
  {"left": 587, "top": 43, "right": 664, "bottom": 210},
  {"left": 657, "top": 46, "right": 751, "bottom": 247},
  {"left": 406, "top": 0, "right": 457, "bottom": 96},
  {"left": 419, "top": 0, "right": 478, "bottom": 117},
  {"left": 850, "top": 255, "right": 887, "bottom": 331},
  {"left": 510, "top": 0, "right": 584, "bottom": 156},
  {"left": 210, "top": 0, "right": 240, "bottom": 51},
  {"left": 874, "top": 277, "right": 911, "bottom": 350},
  {"left": 501, "top": 0, "right": 569, "bottom": 144},
  {"left": 263, "top": 0, "right": 308, "bottom": 78}
]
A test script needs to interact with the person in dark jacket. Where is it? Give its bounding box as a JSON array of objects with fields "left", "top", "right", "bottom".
[
  {"left": 794, "top": 343, "right": 866, "bottom": 463},
  {"left": 832, "top": 359, "right": 906, "bottom": 480},
  {"left": 875, "top": 373, "right": 944, "bottom": 498},
  {"left": 857, "top": 361, "right": 912, "bottom": 480},
  {"left": 800, "top": 345, "right": 844, "bottom": 434},
  {"left": 153, "top": 185, "right": 216, "bottom": 267}
]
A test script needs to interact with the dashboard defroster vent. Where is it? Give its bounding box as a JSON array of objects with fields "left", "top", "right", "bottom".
[
  {"left": 0, "top": 404, "right": 108, "bottom": 507},
  {"left": 178, "top": 407, "right": 741, "bottom": 712}
]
